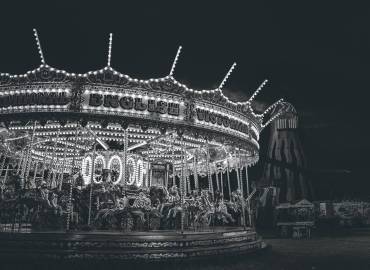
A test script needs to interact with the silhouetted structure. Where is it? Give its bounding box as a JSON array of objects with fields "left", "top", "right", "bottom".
[{"left": 260, "top": 102, "right": 314, "bottom": 203}]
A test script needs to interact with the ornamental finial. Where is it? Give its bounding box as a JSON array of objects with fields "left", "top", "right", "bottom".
[
  {"left": 107, "top": 33, "right": 113, "bottom": 67},
  {"left": 169, "top": 46, "right": 182, "bottom": 77},
  {"left": 248, "top": 79, "right": 268, "bottom": 104},
  {"left": 33, "top": 28, "right": 45, "bottom": 65},
  {"left": 218, "top": 62, "right": 237, "bottom": 90}
]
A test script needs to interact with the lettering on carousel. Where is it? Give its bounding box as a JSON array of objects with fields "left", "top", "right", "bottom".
[
  {"left": 0, "top": 92, "right": 70, "bottom": 108},
  {"left": 196, "top": 109, "right": 249, "bottom": 134},
  {"left": 88, "top": 94, "right": 180, "bottom": 116}
]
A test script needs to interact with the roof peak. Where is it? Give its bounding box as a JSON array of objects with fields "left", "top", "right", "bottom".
[
  {"left": 107, "top": 33, "right": 113, "bottom": 67},
  {"left": 169, "top": 46, "right": 182, "bottom": 77},
  {"left": 33, "top": 28, "right": 45, "bottom": 65}
]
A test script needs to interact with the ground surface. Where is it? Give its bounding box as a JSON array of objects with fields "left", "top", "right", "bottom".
[{"left": 2, "top": 229, "right": 370, "bottom": 270}]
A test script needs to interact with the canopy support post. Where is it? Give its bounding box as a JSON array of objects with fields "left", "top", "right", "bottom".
[
  {"left": 193, "top": 154, "right": 199, "bottom": 192},
  {"left": 48, "top": 128, "right": 60, "bottom": 188},
  {"left": 180, "top": 135, "right": 185, "bottom": 233},
  {"left": 206, "top": 141, "right": 213, "bottom": 200},
  {"left": 88, "top": 143, "right": 96, "bottom": 227},
  {"left": 227, "top": 160, "right": 231, "bottom": 200},
  {"left": 122, "top": 128, "right": 128, "bottom": 189},
  {"left": 66, "top": 124, "right": 79, "bottom": 231},
  {"left": 238, "top": 149, "right": 246, "bottom": 230},
  {"left": 24, "top": 121, "right": 37, "bottom": 187},
  {"left": 58, "top": 142, "right": 68, "bottom": 191},
  {"left": 245, "top": 166, "right": 252, "bottom": 227}
]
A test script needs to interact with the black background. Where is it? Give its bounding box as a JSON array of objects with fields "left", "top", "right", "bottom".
[{"left": 0, "top": 0, "right": 369, "bottom": 200}]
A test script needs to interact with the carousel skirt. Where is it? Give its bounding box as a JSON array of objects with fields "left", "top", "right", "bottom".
[{"left": 0, "top": 227, "right": 267, "bottom": 261}]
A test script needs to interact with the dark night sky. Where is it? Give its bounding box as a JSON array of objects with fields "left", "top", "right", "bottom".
[{"left": 0, "top": 0, "right": 369, "bottom": 199}]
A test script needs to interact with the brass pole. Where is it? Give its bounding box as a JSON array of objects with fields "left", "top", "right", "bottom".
[
  {"left": 32, "top": 162, "right": 38, "bottom": 186},
  {"left": 245, "top": 166, "right": 252, "bottom": 227},
  {"left": 24, "top": 121, "right": 37, "bottom": 182},
  {"left": 215, "top": 169, "right": 220, "bottom": 191},
  {"left": 206, "top": 141, "right": 213, "bottom": 199},
  {"left": 66, "top": 124, "right": 79, "bottom": 231},
  {"left": 227, "top": 160, "right": 231, "bottom": 200},
  {"left": 58, "top": 142, "right": 68, "bottom": 191},
  {"left": 16, "top": 151, "right": 24, "bottom": 174},
  {"left": 87, "top": 143, "right": 96, "bottom": 226},
  {"left": 41, "top": 146, "right": 47, "bottom": 180},
  {"left": 238, "top": 150, "right": 246, "bottom": 229},
  {"left": 220, "top": 169, "right": 224, "bottom": 197},
  {"left": 193, "top": 154, "right": 199, "bottom": 191},
  {"left": 171, "top": 135, "right": 176, "bottom": 187},
  {"left": 165, "top": 163, "right": 169, "bottom": 189},
  {"left": 180, "top": 136, "right": 185, "bottom": 233},
  {"left": 48, "top": 128, "right": 60, "bottom": 188},
  {"left": 0, "top": 155, "right": 6, "bottom": 174},
  {"left": 122, "top": 128, "right": 128, "bottom": 188}
]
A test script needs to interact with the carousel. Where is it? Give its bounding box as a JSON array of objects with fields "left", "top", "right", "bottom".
[{"left": 0, "top": 30, "right": 287, "bottom": 261}]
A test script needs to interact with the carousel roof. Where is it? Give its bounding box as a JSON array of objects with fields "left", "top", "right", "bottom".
[
  {"left": 0, "top": 30, "right": 284, "bottom": 124},
  {"left": 0, "top": 30, "right": 289, "bottom": 167}
]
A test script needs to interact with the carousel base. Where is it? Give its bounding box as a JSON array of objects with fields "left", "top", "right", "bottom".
[{"left": 0, "top": 227, "right": 267, "bottom": 261}]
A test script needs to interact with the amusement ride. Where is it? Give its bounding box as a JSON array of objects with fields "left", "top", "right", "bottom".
[{"left": 0, "top": 30, "right": 289, "bottom": 261}]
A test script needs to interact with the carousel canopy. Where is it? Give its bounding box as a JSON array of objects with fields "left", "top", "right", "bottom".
[{"left": 0, "top": 30, "right": 287, "bottom": 169}]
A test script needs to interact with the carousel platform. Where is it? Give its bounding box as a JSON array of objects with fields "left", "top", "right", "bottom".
[{"left": 0, "top": 227, "right": 267, "bottom": 261}]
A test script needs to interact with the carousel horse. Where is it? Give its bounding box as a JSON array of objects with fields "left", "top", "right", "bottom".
[
  {"left": 0, "top": 173, "right": 22, "bottom": 226},
  {"left": 95, "top": 191, "right": 151, "bottom": 230},
  {"left": 225, "top": 190, "right": 244, "bottom": 225},
  {"left": 130, "top": 192, "right": 152, "bottom": 228},
  {"left": 25, "top": 181, "right": 65, "bottom": 230},
  {"left": 185, "top": 191, "right": 201, "bottom": 228},
  {"left": 214, "top": 195, "right": 235, "bottom": 224},
  {"left": 165, "top": 185, "right": 183, "bottom": 219},
  {"left": 93, "top": 177, "right": 120, "bottom": 209},
  {"left": 193, "top": 190, "right": 215, "bottom": 228}
]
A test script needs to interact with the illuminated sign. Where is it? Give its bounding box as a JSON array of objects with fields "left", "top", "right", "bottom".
[
  {"left": 88, "top": 94, "right": 180, "bottom": 116},
  {"left": 0, "top": 92, "right": 70, "bottom": 108},
  {"left": 83, "top": 92, "right": 253, "bottom": 138},
  {"left": 196, "top": 108, "right": 249, "bottom": 134},
  {"left": 81, "top": 154, "right": 145, "bottom": 187}
]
